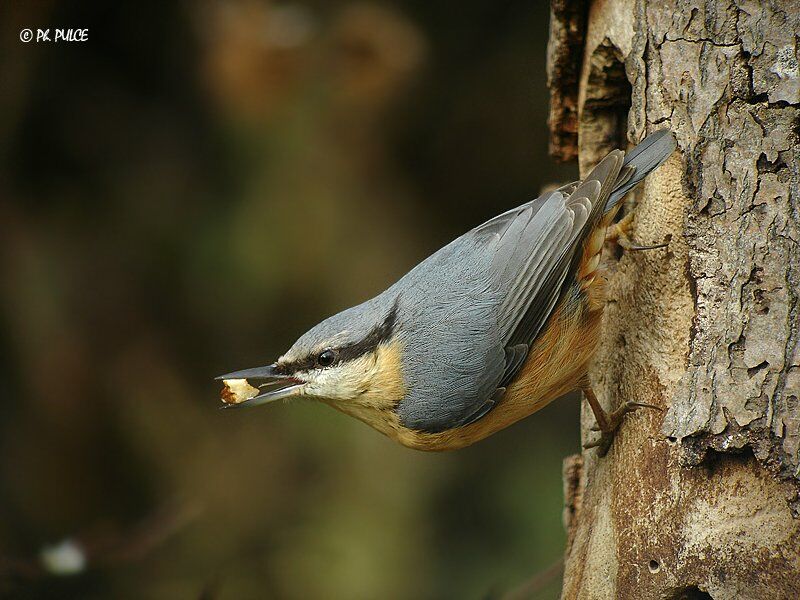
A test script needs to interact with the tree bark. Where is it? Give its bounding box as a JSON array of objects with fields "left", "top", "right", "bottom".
[{"left": 547, "top": 1, "right": 800, "bottom": 598}]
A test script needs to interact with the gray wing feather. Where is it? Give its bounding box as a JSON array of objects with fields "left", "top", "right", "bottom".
[
  {"left": 499, "top": 344, "right": 528, "bottom": 387},
  {"left": 492, "top": 132, "right": 676, "bottom": 389},
  {"left": 479, "top": 152, "right": 625, "bottom": 400},
  {"left": 395, "top": 155, "right": 621, "bottom": 433},
  {"left": 606, "top": 129, "right": 676, "bottom": 210},
  {"left": 556, "top": 129, "right": 677, "bottom": 213},
  {"left": 494, "top": 174, "right": 610, "bottom": 347},
  {"left": 493, "top": 196, "right": 574, "bottom": 340}
]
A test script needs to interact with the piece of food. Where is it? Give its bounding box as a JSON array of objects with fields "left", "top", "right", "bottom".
[{"left": 221, "top": 379, "right": 259, "bottom": 405}]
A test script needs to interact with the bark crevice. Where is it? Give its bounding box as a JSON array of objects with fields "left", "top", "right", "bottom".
[{"left": 546, "top": 0, "right": 590, "bottom": 162}]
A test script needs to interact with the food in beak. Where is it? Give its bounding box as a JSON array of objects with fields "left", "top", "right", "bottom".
[
  {"left": 217, "top": 363, "right": 305, "bottom": 409},
  {"left": 221, "top": 379, "right": 259, "bottom": 405}
]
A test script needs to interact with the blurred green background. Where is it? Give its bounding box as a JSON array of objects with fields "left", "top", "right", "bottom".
[{"left": 0, "top": 1, "right": 579, "bottom": 598}]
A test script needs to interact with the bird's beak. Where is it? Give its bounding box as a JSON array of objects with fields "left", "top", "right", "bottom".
[{"left": 215, "top": 363, "right": 304, "bottom": 409}]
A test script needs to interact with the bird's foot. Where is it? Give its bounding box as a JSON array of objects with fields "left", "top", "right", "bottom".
[
  {"left": 582, "top": 388, "right": 662, "bottom": 457},
  {"left": 606, "top": 213, "right": 669, "bottom": 252},
  {"left": 583, "top": 400, "right": 663, "bottom": 456}
]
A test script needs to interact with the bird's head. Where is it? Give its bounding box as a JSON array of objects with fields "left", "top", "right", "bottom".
[{"left": 218, "top": 298, "right": 406, "bottom": 421}]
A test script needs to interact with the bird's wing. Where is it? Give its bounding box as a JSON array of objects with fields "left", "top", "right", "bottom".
[
  {"left": 396, "top": 151, "right": 624, "bottom": 433},
  {"left": 554, "top": 130, "right": 676, "bottom": 213},
  {"left": 397, "top": 132, "right": 675, "bottom": 432},
  {"left": 474, "top": 150, "right": 625, "bottom": 393},
  {"left": 467, "top": 132, "right": 675, "bottom": 420}
]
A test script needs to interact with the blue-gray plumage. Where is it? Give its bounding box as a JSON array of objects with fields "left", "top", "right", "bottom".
[{"left": 218, "top": 130, "right": 676, "bottom": 453}]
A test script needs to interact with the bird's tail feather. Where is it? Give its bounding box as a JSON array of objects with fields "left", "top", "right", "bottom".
[{"left": 604, "top": 129, "right": 676, "bottom": 212}]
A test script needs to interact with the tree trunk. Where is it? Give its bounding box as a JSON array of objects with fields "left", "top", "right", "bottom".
[{"left": 547, "top": 1, "right": 800, "bottom": 598}]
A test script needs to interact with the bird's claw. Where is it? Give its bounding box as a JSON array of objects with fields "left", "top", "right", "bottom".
[
  {"left": 582, "top": 434, "right": 613, "bottom": 455},
  {"left": 605, "top": 213, "right": 669, "bottom": 252},
  {"left": 626, "top": 241, "right": 669, "bottom": 251},
  {"left": 584, "top": 400, "right": 662, "bottom": 457}
]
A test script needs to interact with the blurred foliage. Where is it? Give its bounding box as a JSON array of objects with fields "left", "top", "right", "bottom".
[{"left": 0, "top": 1, "right": 577, "bottom": 598}]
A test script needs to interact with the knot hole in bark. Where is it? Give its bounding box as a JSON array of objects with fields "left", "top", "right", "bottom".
[
  {"left": 670, "top": 586, "right": 714, "bottom": 600},
  {"left": 578, "top": 38, "right": 631, "bottom": 177}
]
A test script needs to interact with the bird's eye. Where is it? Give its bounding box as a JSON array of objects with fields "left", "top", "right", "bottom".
[{"left": 316, "top": 349, "right": 337, "bottom": 367}]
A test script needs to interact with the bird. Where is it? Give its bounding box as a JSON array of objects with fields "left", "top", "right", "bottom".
[{"left": 217, "top": 130, "right": 677, "bottom": 455}]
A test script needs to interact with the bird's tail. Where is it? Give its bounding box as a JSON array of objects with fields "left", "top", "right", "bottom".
[{"left": 604, "top": 129, "right": 677, "bottom": 212}]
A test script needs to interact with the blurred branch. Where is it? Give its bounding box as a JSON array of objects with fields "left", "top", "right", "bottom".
[
  {"left": 500, "top": 557, "right": 564, "bottom": 600},
  {"left": 0, "top": 500, "right": 202, "bottom": 583}
]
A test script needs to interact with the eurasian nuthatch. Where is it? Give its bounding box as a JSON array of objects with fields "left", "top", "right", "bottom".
[{"left": 218, "top": 130, "right": 676, "bottom": 455}]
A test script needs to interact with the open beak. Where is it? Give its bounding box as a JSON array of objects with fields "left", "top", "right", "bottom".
[{"left": 215, "top": 363, "right": 304, "bottom": 409}]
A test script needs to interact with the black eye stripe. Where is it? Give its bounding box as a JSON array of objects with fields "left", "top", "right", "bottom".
[
  {"left": 280, "top": 297, "right": 399, "bottom": 375},
  {"left": 274, "top": 358, "right": 313, "bottom": 375},
  {"left": 335, "top": 300, "right": 398, "bottom": 363}
]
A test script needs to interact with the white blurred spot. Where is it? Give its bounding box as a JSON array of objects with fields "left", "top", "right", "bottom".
[{"left": 39, "top": 539, "right": 87, "bottom": 576}]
